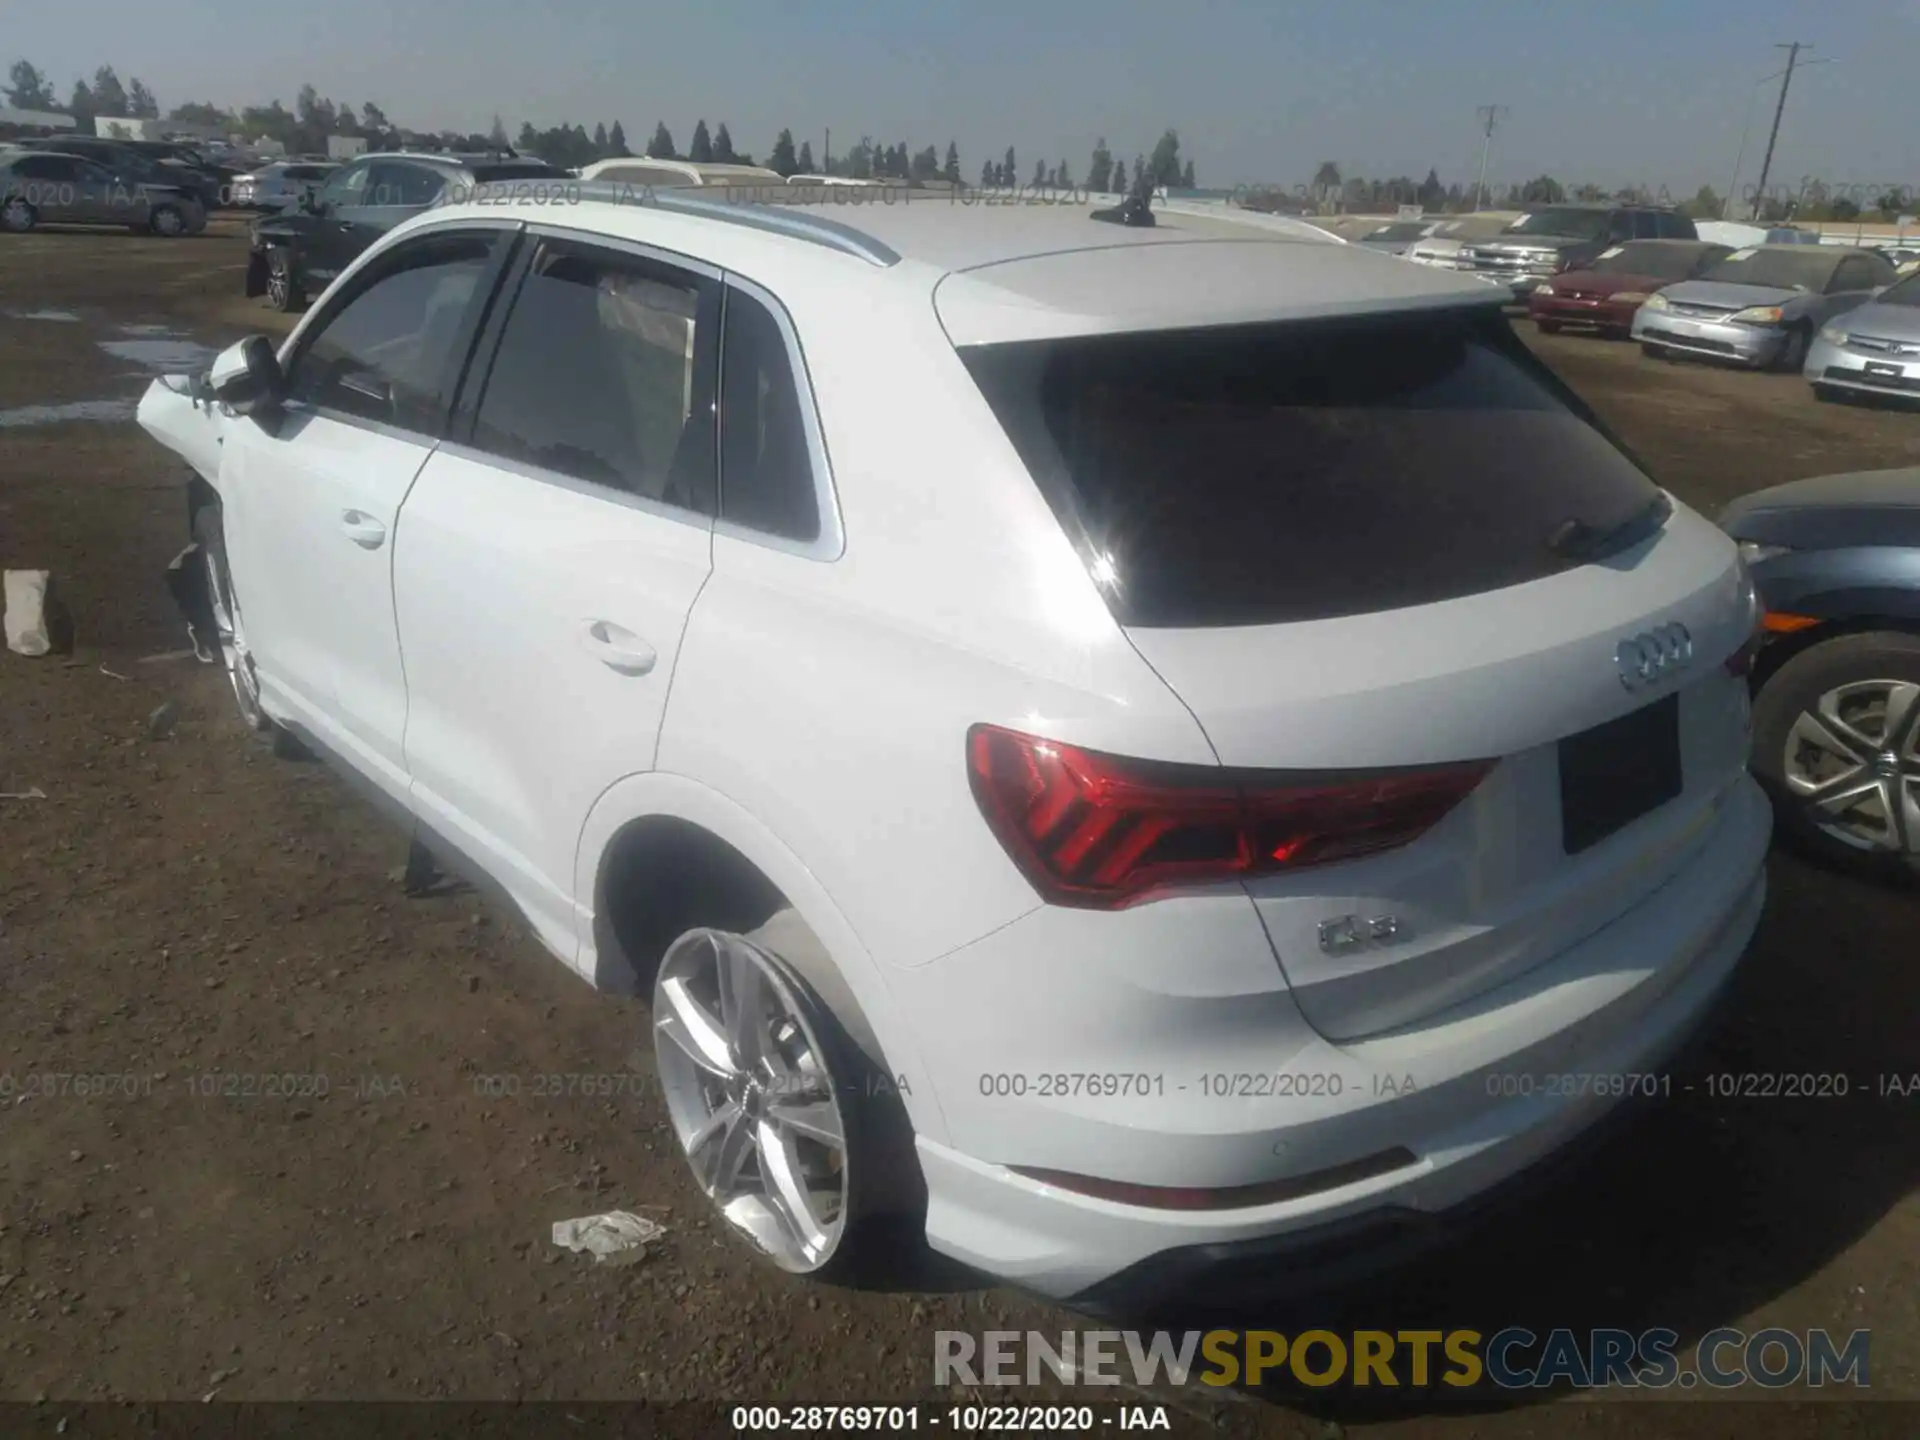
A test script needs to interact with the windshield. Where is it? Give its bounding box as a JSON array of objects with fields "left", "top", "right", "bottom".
[
  {"left": 1876, "top": 273, "right": 1920, "bottom": 307},
  {"left": 1589, "top": 243, "right": 1721, "bottom": 281},
  {"left": 961, "top": 310, "right": 1662, "bottom": 627},
  {"left": 1364, "top": 222, "right": 1430, "bottom": 242},
  {"left": 470, "top": 161, "right": 569, "bottom": 181},
  {"left": 1504, "top": 208, "right": 1611, "bottom": 240},
  {"left": 1699, "top": 248, "right": 1839, "bottom": 291}
]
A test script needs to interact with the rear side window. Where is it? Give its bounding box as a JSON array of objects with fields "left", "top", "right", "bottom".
[
  {"left": 962, "top": 312, "right": 1668, "bottom": 628},
  {"left": 471, "top": 241, "right": 718, "bottom": 513},
  {"left": 718, "top": 288, "right": 821, "bottom": 544}
]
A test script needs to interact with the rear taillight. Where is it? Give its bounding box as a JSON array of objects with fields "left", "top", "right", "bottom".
[{"left": 965, "top": 725, "right": 1493, "bottom": 910}]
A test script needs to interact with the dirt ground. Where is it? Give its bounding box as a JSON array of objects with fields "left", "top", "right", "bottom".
[{"left": 1, "top": 219, "right": 1918, "bottom": 1437}]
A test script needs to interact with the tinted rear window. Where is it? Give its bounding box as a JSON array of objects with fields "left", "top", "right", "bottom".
[{"left": 961, "top": 312, "right": 1667, "bottom": 628}]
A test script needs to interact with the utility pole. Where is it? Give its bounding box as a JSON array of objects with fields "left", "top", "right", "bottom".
[
  {"left": 824, "top": 127, "right": 830, "bottom": 175},
  {"left": 1473, "top": 105, "right": 1507, "bottom": 212},
  {"left": 1751, "top": 43, "right": 1809, "bottom": 220}
]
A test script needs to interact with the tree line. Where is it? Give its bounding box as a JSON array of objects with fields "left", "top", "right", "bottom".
[
  {"left": 1293, "top": 161, "right": 1914, "bottom": 223},
  {"left": 7, "top": 59, "right": 1202, "bottom": 193}
]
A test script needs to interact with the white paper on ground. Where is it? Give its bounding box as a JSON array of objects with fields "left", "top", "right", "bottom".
[
  {"left": 3, "top": 570, "right": 52, "bottom": 657},
  {"left": 550, "top": 1210, "right": 666, "bottom": 1266}
]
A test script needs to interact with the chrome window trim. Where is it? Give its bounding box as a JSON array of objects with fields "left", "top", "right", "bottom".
[
  {"left": 518, "top": 219, "right": 725, "bottom": 282},
  {"left": 434, "top": 439, "right": 716, "bottom": 534},
  {"left": 712, "top": 273, "right": 846, "bottom": 563}
]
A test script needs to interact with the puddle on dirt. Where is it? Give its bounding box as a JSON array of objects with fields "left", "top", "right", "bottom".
[
  {"left": 118, "top": 323, "right": 173, "bottom": 336},
  {"left": 9, "top": 309, "right": 81, "bottom": 323},
  {"left": 0, "top": 398, "right": 138, "bottom": 428},
  {"left": 97, "top": 337, "right": 215, "bottom": 369}
]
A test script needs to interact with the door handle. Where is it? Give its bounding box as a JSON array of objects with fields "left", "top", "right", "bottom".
[
  {"left": 340, "top": 510, "right": 386, "bottom": 548},
  {"left": 580, "top": 620, "right": 657, "bottom": 676}
]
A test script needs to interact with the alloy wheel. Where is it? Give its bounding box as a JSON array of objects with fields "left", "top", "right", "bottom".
[
  {"left": 266, "top": 259, "right": 290, "bottom": 310},
  {"left": 652, "top": 929, "right": 850, "bottom": 1273},
  {"left": 1, "top": 199, "right": 33, "bottom": 233},
  {"left": 1782, "top": 679, "right": 1920, "bottom": 856},
  {"left": 203, "top": 542, "right": 265, "bottom": 729},
  {"left": 152, "top": 206, "right": 185, "bottom": 237}
]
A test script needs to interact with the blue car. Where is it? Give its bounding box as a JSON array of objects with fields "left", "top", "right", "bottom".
[{"left": 1721, "top": 467, "right": 1920, "bottom": 877}]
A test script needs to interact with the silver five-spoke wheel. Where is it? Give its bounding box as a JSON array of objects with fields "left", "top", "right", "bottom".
[
  {"left": 1782, "top": 679, "right": 1920, "bottom": 856},
  {"left": 653, "top": 929, "right": 850, "bottom": 1273}
]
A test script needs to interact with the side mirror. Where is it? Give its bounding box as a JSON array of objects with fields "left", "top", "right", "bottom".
[{"left": 207, "top": 335, "right": 285, "bottom": 418}]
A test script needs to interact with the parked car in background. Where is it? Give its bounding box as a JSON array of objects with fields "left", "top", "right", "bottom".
[
  {"left": 1720, "top": 467, "right": 1920, "bottom": 878},
  {"left": 1353, "top": 218, "right": 1442, "bottom": 255},
  {"left": 19, "top": 135, "right": 226, "bottom": 211},
  {"left": 577, "top": 158, "right": 785, "bottom": 187},
  {"left": 1633, "top": 245, "right": 1898, "bottom": 371},
  {"left": 1529, "top": 240, "right": 1733, "bottom": 338},
  {"left": 140, "top": 189, "right": 1767, "bottom": 1304},
  {"left": 245, "top": 150, "right": 570, "bottom": 311},
  {"left": 1805, "top": 270, "right": 1920, "bottom": 404},
  {"left": 232, "top": 161, "right": 339, "bottom": 211},
  {"left": 0, "top": 148, "right": 208, "bottom": 235},
  {"left": 1464, "top": 205, "right": 1697, "bottom": 302},
  {"left": 1403, "top": 213, "right": 1520, "bottom": 268}
]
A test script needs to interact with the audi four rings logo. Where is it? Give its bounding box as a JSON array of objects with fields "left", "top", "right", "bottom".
[{"left": 1616, "top": 623, "right": 1693, "bottom": 689}]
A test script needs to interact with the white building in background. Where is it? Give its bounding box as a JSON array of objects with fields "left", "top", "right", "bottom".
[{"left": 326, "top": 135, "right": 368, "bottom": 159}]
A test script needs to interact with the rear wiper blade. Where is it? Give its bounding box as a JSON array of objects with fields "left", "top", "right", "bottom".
[{"left": 1547, "top": 493, "right": 1673, "bottom": 560}]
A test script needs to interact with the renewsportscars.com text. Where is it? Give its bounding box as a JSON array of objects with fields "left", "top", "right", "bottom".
[{"left": 934, "top": 1327, "right": 1870, "bottom": 1390}]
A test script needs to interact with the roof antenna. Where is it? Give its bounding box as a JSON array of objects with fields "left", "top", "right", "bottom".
[{"left": 1091, "top": 167, "right": 1156, "bottom": 227}]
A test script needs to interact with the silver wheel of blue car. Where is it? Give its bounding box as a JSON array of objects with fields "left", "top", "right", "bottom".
[
  {"left": 150, "top": 205, "right": 186, "bottom": 238},
  {"left": 1, "top": 197, "right": 34, "bottom": 233},
  {"left": 1782, "top": 679, "right": 1920, "bottom": 857}
]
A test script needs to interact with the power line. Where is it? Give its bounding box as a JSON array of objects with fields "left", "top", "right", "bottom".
[{"left": 1473, "top": 104, "right": 1508, "bottom": 211}]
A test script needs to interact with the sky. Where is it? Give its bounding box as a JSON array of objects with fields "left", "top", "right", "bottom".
[{"left": 8, "top": 0, "right": 1920, "bottom": 198}]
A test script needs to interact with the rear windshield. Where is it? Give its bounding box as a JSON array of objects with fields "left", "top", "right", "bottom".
[
  {"left": 1700, "top": 248, "right": 1838, "bottom": 291},
  {"left": 961, "top": 311, "right": 1667, "bottom": 628},
  {"left": 1590, "top": 242, "right": 1720, "bottom": 280}
]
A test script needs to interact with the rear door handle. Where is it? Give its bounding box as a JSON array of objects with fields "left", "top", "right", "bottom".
[
  {"left": 580, "top": 620, "right": 657, "bottom": 676},
  {"left": 340, "top": 510, "right": 386, "bottom": 548}
]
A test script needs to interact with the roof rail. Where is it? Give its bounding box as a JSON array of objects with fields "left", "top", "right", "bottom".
[{"left": 479, "top": 177, "right": 901, "bottom": 267}]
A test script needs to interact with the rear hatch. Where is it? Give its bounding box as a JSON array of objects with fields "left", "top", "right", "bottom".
[{"left": 960, "top": 306, "right": 1755, "bottom": 1041}]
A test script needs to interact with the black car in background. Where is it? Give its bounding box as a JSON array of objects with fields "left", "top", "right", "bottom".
[
  {"left": 246, "top": 151, "right": 569, "bottom": 311},
  {"left": 19, "top": 136, "right": 227, "bottom": 211},
  {"left": 1721, "top": 467, "right": 1920, "bottom": 879}
]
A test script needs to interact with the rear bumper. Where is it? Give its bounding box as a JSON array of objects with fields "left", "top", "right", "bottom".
[{"left": 914, "top": 777, "right": 1770, "bottom": 1301}]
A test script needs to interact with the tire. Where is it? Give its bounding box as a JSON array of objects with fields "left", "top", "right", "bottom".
[
  {"left": 650, "top": 911, "right": 918, "bottom": 1280},
  {"left": 0, "top": 196, "right": 36, "bottom": 233},
  {"left": 192, "top": 504, "right": 304, "bottom": 757},
  {"left": 149, "top": 204, "right": 186, "bottom": 238},
  {"left": 266, "top": 249, "right": 305, "bottom": 313},
  {"left": 1750, "top": 631, "right": 1920, "bottom": 880},
  {"left": 1641, "top": 341, "right": 1669, "bottom": 361},
  {"left": 1534, "top": 318, "right": 1562, "bottom": 335},
  {"left": 1773, "top": 324, "right": 1811, "bottom": 374},
  {"left": 1812, "top": 383, "right": 1842, "bottom": 404}
]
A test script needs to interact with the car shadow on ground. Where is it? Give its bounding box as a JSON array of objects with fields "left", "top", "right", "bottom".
[{"left": 1116, "top": 850, "right": 1920, "bottom": 1422}]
